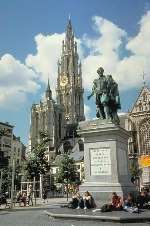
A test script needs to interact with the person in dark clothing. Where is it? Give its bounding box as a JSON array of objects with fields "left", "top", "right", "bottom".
[
  {"left": 0, "top": 193, "right": 7, "bottom": 207},
  {"left": 16, "top": 191, "right": 22, "bottom": 207},
  {"left": 43, "top": 190, "right": 48, "bottom": 203},
  {"left": 82, "top": 191, "right": 96, "bottom": 209},
  {"left": 21, "top": 193, "right": 27, "bottom": 206},
  {"left": 124, "top": 193, "right": 134, "bottom": 208},
  {"left": 68, "top": 192, "right": 84, "bottom": 209},
  {"left": 123, "top": 193, "right": 139, "bottom": 213},
  {"left": 136, "top": 191, "right": 148, "bottom": 209}
]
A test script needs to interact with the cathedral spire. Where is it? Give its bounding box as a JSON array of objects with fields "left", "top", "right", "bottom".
[
  {"left": 45, "top": 78, "right": 52, "bottom": 100},
  {"left": 56, "top": 18, "right": 85, "bottom": 125},
  {"left": 67, "top": 14, "right": 72, "bottom": 31},
  {"left": 65, "top": 16, "right": 74, "bottom": 51}
]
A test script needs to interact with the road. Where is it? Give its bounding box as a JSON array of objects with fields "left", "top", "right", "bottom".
[{"left": 0, "top": 209, "right": 150, "bottom": 226}]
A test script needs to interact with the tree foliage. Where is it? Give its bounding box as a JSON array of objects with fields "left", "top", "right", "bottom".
[
  {"left": 129, "top": 158, "right": 142, "bottom": 178},
  {"left": 1, "top": 163, "right": 22, "bottom": 193},
  {"left": 56, "top": 154, "right": 79, "bottom": 184},
  {"left": 129, "top": 157, "right": 142, "bottom": 184},
  {"left": 25, "top": 131, "right": 51, "bottom": 179},
  {"left": 0, "top": 128, "right": 10, "bottom": 169}
]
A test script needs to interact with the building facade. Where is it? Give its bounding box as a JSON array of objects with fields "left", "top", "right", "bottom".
[
  {"left": 12, "top": 135, "right": 26, "bottom": 166},
  {"left": 0, "top": 122, "right": 14, "bottom": 168},
  {"left": 30, "top": 80, "right": 65, "bottom": 160},
  {"left": 128, "top": 86, "right": 150, "bottom": 188},
  {"left": 30, "top": 18, "right": 85, "bottom": 158},
  {"left": 0, "top": 122, "right": 25, "bottom": 169}
]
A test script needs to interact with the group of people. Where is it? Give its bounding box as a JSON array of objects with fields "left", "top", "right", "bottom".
[
  {"left": 125, "top": 191, "right": 150, "bottom": 211},
  {"left": 69, "top": 191, "right": 96, "bottom": 210},
  {"left": 16, "top": 185, "right": 33, "bottom": 207},
  {"left": 16, "top": 187, "right": 48, "bottom": 206},
  {"left": 69, "top": 190, "right": 150, "bottom": 213},
  {"left": 103, "top": 191, "right": 150, "bottom": 213},
  {"left": 16, "top": 190, "right": 33, "bottom": 207}
]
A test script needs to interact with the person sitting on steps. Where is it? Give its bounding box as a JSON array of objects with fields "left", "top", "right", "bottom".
[
  {"left": 82, "top": 191, "right": 96, "bottom": 210},
  {"left": 110, "top": 192, "right": 123, "bottom": 210}
]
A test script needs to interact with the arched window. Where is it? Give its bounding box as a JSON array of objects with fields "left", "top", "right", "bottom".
[
  {"left": 139, "top": 119, "right": 150, "bottom": 154},
  {"left": 143, "top": 93, "right": 147, "bottom": 102}
]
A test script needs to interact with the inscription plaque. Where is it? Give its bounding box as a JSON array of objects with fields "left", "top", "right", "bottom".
[{"left": 90, "top": 148, "right": 111, "bottom": 175}]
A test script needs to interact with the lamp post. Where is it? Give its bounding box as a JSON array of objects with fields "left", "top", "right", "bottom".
[
  {"left": 10, "top": 159, "right": 15, "bottom": 208},
  {"left": 0, "top": 170, "right": 3, "bottom": 192},
  {"left": 40, "top": 174, "right": 43, "bottom": 200}
]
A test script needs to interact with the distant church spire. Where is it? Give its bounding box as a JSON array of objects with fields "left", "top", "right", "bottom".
[{"left": 45, "top": 78, "right": 52, "bottom": 100}]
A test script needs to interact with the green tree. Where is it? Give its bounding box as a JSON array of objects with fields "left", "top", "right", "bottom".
[
  {"left": 24, "top": 132, "right": 51, "bottom": 205},
  {"left": 129, "top": 157, "right": 142, "bottom": 184},
  {"left": 56, "top": 154, "right": 79, "bottom": 200},
  {"left": 1, "top": 167, "right": 11, "bottom": 193},
  {"left": 1, "top": 163, "right": 22, "bottom": 194},
  {"left": 56, "top": 154, "right": 79, "bottom": 185},
  {"left": 25, "top": 131, "right": 51, "bottom": 180}
]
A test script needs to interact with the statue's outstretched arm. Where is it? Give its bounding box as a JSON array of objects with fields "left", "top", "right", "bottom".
[
  {"left": 87, "top": 81, "right": 96, "bottom": 100},
  {"left": 87, "top": 90, "right": 94, "bottom": 100}
]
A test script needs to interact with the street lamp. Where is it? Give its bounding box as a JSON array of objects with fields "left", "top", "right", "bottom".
[
  {"left": 0, "top": 170, "right": 3, "bottom": 192},
  {"left": 10, "top": 159, "right": 15, "bottom": 208}
]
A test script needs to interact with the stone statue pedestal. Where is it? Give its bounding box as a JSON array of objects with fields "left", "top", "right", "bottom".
[{"left": 78, "top": 119, "right": 136, "bottom": 201}]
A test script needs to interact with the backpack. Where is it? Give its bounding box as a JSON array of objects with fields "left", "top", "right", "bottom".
[{"left": 101, "top": 204, "right": 112, "bottom": 212}]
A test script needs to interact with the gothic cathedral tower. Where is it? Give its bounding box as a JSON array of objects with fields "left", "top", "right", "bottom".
[{"left": 56, "top": 18, "right": 85, "bottom": 131}]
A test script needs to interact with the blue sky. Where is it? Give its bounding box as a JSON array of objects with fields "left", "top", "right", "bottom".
[{"left": 0, "top": 0, "right": 150, "bottom": 145}]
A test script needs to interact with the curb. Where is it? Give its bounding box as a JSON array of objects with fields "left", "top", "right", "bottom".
[
  {"left": 45, "top": 210, "right": 150, "bottom": 223},
  {"left": 0, "top": 203, "right": 64, "bottom": 212},
  {"left": 0, "top": 206, "right": 49, "bottom": 212},
  {"left": 0, "top": 202, "right": 67, "bottom": 212}
]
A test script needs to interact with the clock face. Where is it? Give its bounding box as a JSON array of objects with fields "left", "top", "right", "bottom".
[{"left": 60, "top": 75, "right": 68, "bottom": 86}]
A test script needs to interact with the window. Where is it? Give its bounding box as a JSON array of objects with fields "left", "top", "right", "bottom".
[
  {"left": 139, "top": 119, "right": 150, "bottom": 154},
  {"left": 143, "top": 93, "right": 147, "bottom": 101}
]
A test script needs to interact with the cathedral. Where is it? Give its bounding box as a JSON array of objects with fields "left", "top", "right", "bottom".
[
  {"left": 29, "top": 18, "right": 150, "bottom": 189},
  {"left": 128, "top": 84, "right": 150, "bottom": 188},
  {"left": 30, "top": 18, "right": 85, "bottom": 159}
]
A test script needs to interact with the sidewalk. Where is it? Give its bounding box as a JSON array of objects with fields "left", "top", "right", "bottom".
[
  {"left": 45, "top": 207, "right": 150, "bottom": 223},
  {"left": 0, "top": 197, "right": 71, "bottom": 210},
  {"left": 36, "top": 197, "right": 71, "bottom": 205},
  {"left": 1, "top": 198, "right": 150, "bottom": 223}
]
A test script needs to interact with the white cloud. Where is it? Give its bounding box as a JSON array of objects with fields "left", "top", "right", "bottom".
[
  {"left": 82, "top": 11, "right": 150, "bottom": 91},
  {"left": 0, "top": 54, "right": 40, "bottom": 109},
  {"left": 25, "top": 33, "right": 84, "bottom": 98},
  {"left": 82, "top": 16, "right": 127, "bottom": 90},
  {"left": 126, "top": 11, "right": 150, "bottom": 56},
  {"left": 1, "top": 11, "right": 150, "bottom": 110},
  {"left": 26, "top": 33, "right": 65, "bottom": 97}
]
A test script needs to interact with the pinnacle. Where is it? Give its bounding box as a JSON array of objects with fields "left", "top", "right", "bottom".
[
  {"left": 47, "top": 78, "right": 51, "bottom": 91},
  {"left": 45, "top": 77, "right": 52, "bottom": 100}
]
